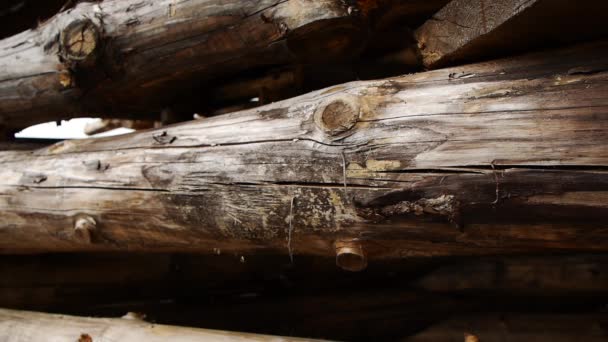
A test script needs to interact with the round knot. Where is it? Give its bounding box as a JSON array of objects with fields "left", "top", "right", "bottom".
[
  {"left": 60, "top": 19, "right": 100, "bottom": 63},
  {"left": 315, "top": 96, "right": 360, "bottom": 136}
]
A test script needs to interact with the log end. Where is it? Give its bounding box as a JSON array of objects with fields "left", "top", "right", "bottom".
[
  {"left": 60, "top": 19, "right": 100, "bottom": 64},
  {"left": 336, "top": 240, "right": 367, "bottom": 272}
]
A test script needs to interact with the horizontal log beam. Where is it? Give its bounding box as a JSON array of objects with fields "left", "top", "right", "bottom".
[
  {"left": 1, "top": 253, "right": 606, "bottom": 311},
  {"left": 414, "top": 255, "right": 608, "bottom": 295},
  {"left": 0, "top": 41, "right": 607, "bottom": 259},
  {"left": 0, "top": 308, "right": 318, "bottom": 342},
  {"left": 0, "top": 0, "right": 364, "bottom": 133},
  {"left": 415, "top": 0, "right": 608, "bottom": 68}
]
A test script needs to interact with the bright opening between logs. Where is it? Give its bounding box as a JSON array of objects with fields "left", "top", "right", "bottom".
[{"left": 14, "top": 118, "right": 134, "bottom": 140}]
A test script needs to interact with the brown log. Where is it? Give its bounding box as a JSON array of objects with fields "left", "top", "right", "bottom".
[
  {"left": 0, "top": 0, "right": 365, "bottom": 134},
  {"left": 0, "top": 253, "right": 606, "bottom": 340},
  {"left": 0, "top": 308, "right": 320, "bottom": 342},
  {"left": 406, "top": 313, "right": 608, "bottom": 342},
  {"left": 1, "top": 253, "right": 607, "bottom": 311},
  {"left": 0, "top": 41, "right": 607, "bottom": 259},
  {"left": 415, "top": 255, "right": 608, "bottom": 295},
  {"left": 415, "top": 0, "right": 608, "bottom": 68}
]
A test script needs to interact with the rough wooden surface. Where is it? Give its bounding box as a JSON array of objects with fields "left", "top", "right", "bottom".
[
  {"left": 0, "top": 0, "right": 363, "bottom": 134},
  {"left": 415, "top": 0, "right": 608, "bottom": 68},
  {"left": 0, "top": 41, "right": 607, "bottom": 258},
  {"left": 0, "top": 308, "right": 321, "bottom": 342}
]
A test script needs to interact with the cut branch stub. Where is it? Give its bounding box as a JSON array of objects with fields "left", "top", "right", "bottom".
[
  {"left": 335, "top": 240, "right": 367, "bottom": 272},
  {"left": 314, "top": 96, "right": 360, "bottom": 136},
  {"left": 60, "top": 19, "right": 100, "bottom": 65},
  {"left": 73, "top": 215, "right": 96, "bottom": 244}
]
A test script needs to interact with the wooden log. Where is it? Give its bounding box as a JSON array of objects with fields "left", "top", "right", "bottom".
[
  {"left": 0, "top": 0, "right": 364, "bottom": 134},
  {"left": 406, "top": 313, "right": 608, "bottom": 342},
  {"left": 0, "top": 308, "right": 319, "bottom": 342},
  {"left": 0, "top": 41, "right": 607, "bottom": 259},
  {"left": 74, "top": 284, "right": 607, "bottom": 341},
  {"left": 356, "top": 0, "right": 449, "bottom": 59},
  {"left": 1, "top": 253, "right": 607, "bottom": 311},
  {"left": 415, "top": 255, "right": 608, "bottom": 295},
  {"left": 415, "top": 0, "right": 608, "bottom": 68}
]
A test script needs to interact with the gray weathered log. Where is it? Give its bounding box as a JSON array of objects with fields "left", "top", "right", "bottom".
[
  {"left": 0, "top": 308, "right": 319, "bottom": 342},
  {"left": 0, "top": 0, "right": 364, "bottom": 134},
  {"left": 0, "top": 41, "right": 607, "bottom": 259},
  {"left": 415, "top": 0, "right": 608, "bottom": 68}
]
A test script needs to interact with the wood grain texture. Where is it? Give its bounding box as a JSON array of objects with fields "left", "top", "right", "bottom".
[
  {"left": 415, "top": 0, "right": 608, "bottom": 68},
  {"left": 0, "top": 308, "right": 321, "bottom": 342},
  {"left": 0, "top": 41, "right": 607, "bottom": 258},
  {"left": 0, "top": 0, "right": 363, "bottom": 133}
]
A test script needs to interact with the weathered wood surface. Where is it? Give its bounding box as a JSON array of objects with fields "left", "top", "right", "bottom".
[
  {"left": 0, "top": 41, "right": 607, "bottom": 258},
  {"left": 415, "top": 0, "right": 608, "bottom": 68},
  {"left": 0, "top": 0, "right": 363, "bottom": 134},
  {"left": 0, "top": 308, "right": 321, "bottom": 342},
  {"left": 407, "top": 313, "right": 608, "bottom": 342}
]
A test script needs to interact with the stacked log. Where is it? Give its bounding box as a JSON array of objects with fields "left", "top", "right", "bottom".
[
  {"left": 0, "top": 0, "right": 607, "bottom": 340},
  {"left": 0, "top": 0, "right": 366, "bottom": 134},
  {"left": 1, "top": 41, "right": 607, "bottom": 259}
]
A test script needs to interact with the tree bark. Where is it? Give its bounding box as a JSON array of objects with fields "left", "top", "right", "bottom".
[
  {"left": 0, "top": 41, "right": 607, "bottom": 259},
  {"left": 0, "top": 0, "right": 364, "bottom": 134},
  {"left": 415, "top": 0, "right": 608, "bottom": 68},
  {"left": 0, "top": 308, "right": 319, "bottom": 342}
]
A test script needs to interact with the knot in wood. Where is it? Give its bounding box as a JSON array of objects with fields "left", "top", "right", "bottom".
[
  {"left": 315, "top": 96, "right": 360, "bottom": 136},
  {"left": 335, "top": 240, "right": 367, "bottom": 272},
  {"left": 74, "top": 215, "right": 96, "bottom": 244},
  {"left": 60, "top": 19, "right": 100, "bottom": 63}
]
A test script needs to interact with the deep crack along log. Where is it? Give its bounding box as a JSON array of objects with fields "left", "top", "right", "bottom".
[{"left": 0, "top": 42, "right": 607, "bottom": 261}]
